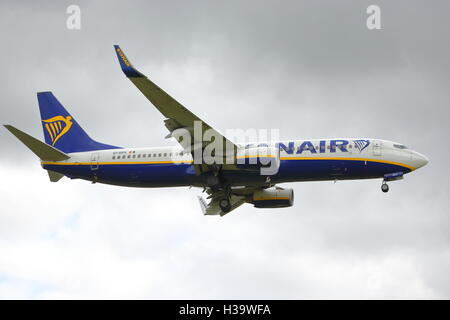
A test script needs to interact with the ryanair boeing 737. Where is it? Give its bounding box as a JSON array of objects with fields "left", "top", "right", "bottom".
[{"left": 4, "top": 46, "right": 429, "bottom": 216}]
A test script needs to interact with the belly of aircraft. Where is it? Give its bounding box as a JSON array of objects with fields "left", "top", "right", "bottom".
[{"left": 43, "top": 158, "right": 411, "bottom": 188}]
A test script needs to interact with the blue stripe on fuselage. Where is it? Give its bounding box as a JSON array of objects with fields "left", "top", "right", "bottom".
[
  {"left": 42, "top": 159, "right": 412, "bottom": 187},
  {"left": 273, "top": 159, "right": 411, "bottom": 182},
  {"left": 43, "top": 162, "right": 195, "bottom": 187}
]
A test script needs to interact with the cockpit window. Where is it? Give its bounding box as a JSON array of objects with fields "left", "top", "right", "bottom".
[{"left": 393, "top": 144, "right": 408, "bottom": 149}]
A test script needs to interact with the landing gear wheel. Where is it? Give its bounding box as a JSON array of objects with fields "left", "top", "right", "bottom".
[
  {"left": 219, "top": 198, "right": 232, "bottom": 213},
  {"left": 381, "top": 182, "right": 389, "bottom": 193}
]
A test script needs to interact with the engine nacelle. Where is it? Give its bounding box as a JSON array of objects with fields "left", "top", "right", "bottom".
[
  {"left": 235, "top": 146, "right": 280, "bottom": 175},
  {"left": 252, "top": 187, "right": 294, "bottom": 208}
]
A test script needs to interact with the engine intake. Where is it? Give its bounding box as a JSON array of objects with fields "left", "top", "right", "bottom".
[{"left": 252, "top": 187, "right": 294, "bottom": 208}]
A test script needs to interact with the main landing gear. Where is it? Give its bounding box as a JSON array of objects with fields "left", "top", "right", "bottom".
[
  {"left": 206, "top": 168, "right": 232, "bottom": 213},
  {"left": 219, "top": 198, "right": 232, "bottom": 213},
  {"left": 218, "top": 184, "right": 232, "bottom": 213},
  {"left": 381, "top": 181, "right": 389, "bottom": 193}
]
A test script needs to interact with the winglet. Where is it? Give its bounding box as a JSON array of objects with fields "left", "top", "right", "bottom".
[{"left": 113, "top": 45, "right": 145, "bottom": 78}]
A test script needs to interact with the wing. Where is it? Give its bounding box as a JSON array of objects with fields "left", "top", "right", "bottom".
[{"left": 114, "top": 45, "right": 237, "bottom": 175}]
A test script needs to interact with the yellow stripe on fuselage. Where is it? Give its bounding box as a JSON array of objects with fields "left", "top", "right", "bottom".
[
  {"left": 41, "top": 160, "right": 194, "bottom": 165},
  {"left": 279, "top": 157, "right": 416, "bottom": 171}
]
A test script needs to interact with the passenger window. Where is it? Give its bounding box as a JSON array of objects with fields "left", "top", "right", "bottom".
[
  {"left": 132, "top": 155, "right": 136, "bottom": 158},
  {"left": 112, "top": 156, "right": 115, "bottom": 159},
  {"left": 137, "top": 154, "right": 141, "bottom": 158},
  {"left": 158, "top": 153, "right": 161, "bottom": 157},
  {"left": 122, "top": 155, "right": 126, "bottom": 159},
  {"left": 163, "top": 153, "right": 167, "bottom": 157},
  {"left": 127, "top": 155, "right": 131, "bottom": 158},
  {"left": 142, "top": 154, "right": 146, "bottom": 158}
]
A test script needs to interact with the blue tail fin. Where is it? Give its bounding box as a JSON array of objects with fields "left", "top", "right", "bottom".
[{"left": 37, "top": 92, "right": 120, "bottom": 153}]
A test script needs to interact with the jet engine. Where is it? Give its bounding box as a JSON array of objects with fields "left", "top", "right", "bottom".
[{"left": 252, "top": 187, "right": 294, "bottom": 208}]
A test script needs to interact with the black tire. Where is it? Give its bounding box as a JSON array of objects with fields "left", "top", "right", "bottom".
[
  {"left": 219, "top": 198, "right": 231, "bottom": 213},
  {"left": 381, "top": 183, "right": 389, "bottom": 193}
]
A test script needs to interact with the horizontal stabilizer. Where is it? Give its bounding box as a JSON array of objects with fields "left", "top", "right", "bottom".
[
  {"left": 4, "top": 125, "right": 70, "bottom": 161},
  {"left": 47, "top": 170, "right": 64, "bottom": 182}
]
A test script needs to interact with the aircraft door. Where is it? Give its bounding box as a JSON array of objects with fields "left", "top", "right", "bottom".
[
  {"left": 373, "top": 140, "right": 382, "bottom": 156},
  {"left": 90, "top": 152, "right": 99, "bottom": 170}
]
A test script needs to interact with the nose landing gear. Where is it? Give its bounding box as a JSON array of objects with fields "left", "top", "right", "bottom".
[{"left": 381, "top": 172, "right": 404, "bottom": 193}]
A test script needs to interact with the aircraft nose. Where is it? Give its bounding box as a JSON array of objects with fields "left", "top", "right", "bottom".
[{"left": 411, "top": 151, "right": 429, "bottom": 169}]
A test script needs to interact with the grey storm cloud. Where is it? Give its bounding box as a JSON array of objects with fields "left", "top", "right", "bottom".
[{"left": 0, "top": 0, "right": 449, "bottom": 299}]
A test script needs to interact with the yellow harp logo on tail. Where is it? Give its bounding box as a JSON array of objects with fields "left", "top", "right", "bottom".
[{"left": 42, "top": 116, "right": 73, "bottom": 145}]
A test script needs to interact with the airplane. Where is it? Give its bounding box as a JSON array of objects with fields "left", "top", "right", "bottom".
[{"left": 4, "top": 45, "right": 429, "bottom": 216}]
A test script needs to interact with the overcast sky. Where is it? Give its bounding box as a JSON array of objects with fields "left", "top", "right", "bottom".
[{"left": 0, "top": 0, "right": 449, "bottom": 299}]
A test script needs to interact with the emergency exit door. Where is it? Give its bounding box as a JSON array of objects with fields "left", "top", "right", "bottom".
[
  {"left": 90, "top": 153, "right": 99, "bottom": 170},
  {"left": 373, "top": 140, "right": 382, "bottom": 156}
]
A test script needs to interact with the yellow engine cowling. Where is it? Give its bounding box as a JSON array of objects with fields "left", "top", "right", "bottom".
[{"left": 252, "top": 187, "right": 294, "bottom": 208}]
